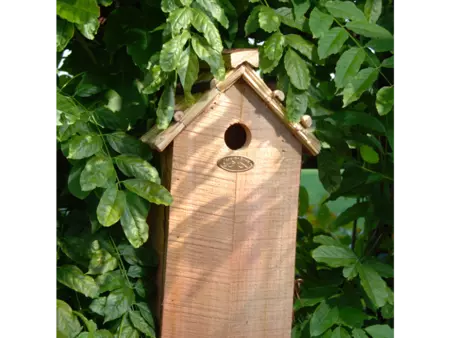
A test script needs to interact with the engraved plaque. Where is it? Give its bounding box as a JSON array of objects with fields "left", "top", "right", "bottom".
[{"left": 217, "top": 156, "right": 254, "bottom": 173}]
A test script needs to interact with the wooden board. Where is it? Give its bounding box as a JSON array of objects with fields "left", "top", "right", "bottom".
[{"left": 159, "top": 80, "right": 302, "bottom": 337}]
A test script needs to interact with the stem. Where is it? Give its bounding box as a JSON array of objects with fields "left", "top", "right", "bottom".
[
  {"left": 333, "top": 18, "right": 393, "bottom": 86},
  {"left": 59, "top": 72, "right": 84, "bottom": 91},
  {"left": 358, "top": 165, "right": 393, "bottom": 181}
]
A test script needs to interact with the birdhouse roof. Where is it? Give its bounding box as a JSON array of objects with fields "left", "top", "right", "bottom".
[{"left": 141, "top": 50, "right": 321, "bottom": 156}]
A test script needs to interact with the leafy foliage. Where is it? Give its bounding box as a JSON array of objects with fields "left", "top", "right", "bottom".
[{"left": 57, "top": 0, "right": 393, "bottom": 336}]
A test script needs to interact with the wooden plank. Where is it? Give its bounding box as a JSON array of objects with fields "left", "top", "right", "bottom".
[{"left": 223, "top": 49, "right": 259, "bottom": 69}]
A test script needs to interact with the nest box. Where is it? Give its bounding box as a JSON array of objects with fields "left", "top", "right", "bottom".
[{"left": 141, "top": 49, "right": 320, "bottom": 337}]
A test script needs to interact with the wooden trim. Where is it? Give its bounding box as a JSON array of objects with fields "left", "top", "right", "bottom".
[
  {"left": 216, "top": 66, "right": 246, "bottom": 92},
  {"left": 223, "top": 49, "right": 259, "bottom": 69}
]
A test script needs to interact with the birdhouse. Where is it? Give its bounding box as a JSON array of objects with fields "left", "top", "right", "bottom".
[{"left": 141, "top": 49, "right": 320, "bottom": 337}]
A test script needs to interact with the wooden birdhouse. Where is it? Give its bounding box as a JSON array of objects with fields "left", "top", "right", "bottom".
[{"left": 141, "top": 49, "right": 321, "bottom": 337}]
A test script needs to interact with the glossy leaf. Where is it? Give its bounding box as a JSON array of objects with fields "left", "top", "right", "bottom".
[
  {"left": 298, "top": 286, "right": 340, "bottom": 308},
  {"left": 343, "top": 263, "right": 359, "bottom": 280},
  {"left": 357, "top": 263, "right": 388, "bottom": 308},
  {"left": 156, "top": 80, "right": 175, "bottom": 130},
  {"left": 106, "top": 132, "right": 148, "bottom": 158},
  {"left": 177, "top": 45, "right": 200, "bottom": 100},
  {"left": 76, "top": 17, "right": 100, "bottom": 40},
  {"left": 68, "top": 161, "right": 91, "bottom": 199},
  {"left": 117, "top": 314, "right": 140, "bottom": 338},
  {"left": 57, "top": 18, "right": 74, "bottom": 52},
  {"left": 142, "top": 65, "right": 167, "bottom": 95},
  {"left": 121, "top": 192, "right": 150, "bottom": 248},
  {"left": 118, "top": 244, "right": 158, "bottom": 267},
  {"left": 286, "top": 85, "right": 308, "bottom": 123},
  {"left": 284, "top": 48, "right": 310, "bottom": 90},
  {"left": 353, "top": 329, "right": 369, "bottom": 338},
  {"left": 312, "top": 245, "right": 358, "bottom": 268},
  {"left": 57, "top": 265, "right": 100, "bottom": 298},
  {"left": 87, "top": 240, "right": 118, "bottom": 275},
  {"left": 285, "top": 34, "right": 314, "bottom": 60},
  {"left": 264, "top": 32, "right": 285, "bottom": 61},
  {"left": 330, "top": 327, "right": 351, "bottom": 338},
  {"left": 67, "top": 134, "right": 102, "bottom": 159},
  {"left": 196, "top": 0, "right": 229, "bottom": 29},
  {"left": 342, "top": 67, "right": 379, "bottom": 107},
  {"left": 364, "top": 259, "right": 394, "bottom": 278},
  {"left": 333, "top": 111, "right": 386, "bottom": 134},
  {"left": 259, "top": 45, "right": 283, "bottom": 74},
  {"left": 338, "top": 307, "right": 366, "bottom": 328},
  {"left": 309, "top": 8, "right": 333, "bottom": 39},
  {"left": 80, "top": 155, "right": 115, "bottom": 191},
  {"left": 381, "top": 56, "right": 394, "bottom": 68},
  {"left": 57, "top": 300, "right": 82, "bottom": 338},
  {"left": 365, "top": 325, "right": 393, "bottom": 338},
  {"left": 123, "top": 179, "right": 173, "bottom": 206},
  {"left": 57, "top": 0, "right": 100, "bottom": 25},
  {"left": 258, "top": 6, "right": 281, "bottom": 33},
  {"left": 309, "top": 301, "right": 339, "bottom": 336},
  {"left": 168, "top": 7, "right": 193, "bottom": 35},
  {"left": 96, "top": 270, "right": 126, "bottom": 294},
  {"left": 346, "top": 21, "right": 393, "bottom": 39},
  {"left": 135, "top": 303, "right": 156, "bottom": 329},
  {"left": 335, "top": 47, "right": 366, "bottom": 89},
  {"left": 128, "top": 265, "right": 146, "bottom": 278},
  {"left": 73, "top": 311, "right": 97, "bottom": 333},
  {"left": 366, "top": 38, "right": 393, "bottom": 52},
  {"left": 161, "top": 0, "right": 179, "bottom": 13},
  {"left": 291, "top": 0, "right": 310, "bottom": 20},
  {"left": 96, "top": 185, "right": 126, "bottom": 227},
  {"left": 334, "top": 202, "right": 370, "bottom": 227},
  {"left": 360, "top": 145, "right": 379, "bottom": 164},
  {"left": 326, "top": 1, "right": 365, "bottom": 21},
  {"left": 115, "top": 155, "right": 160, "bottom": 183},
  {"left": 244, "top": 6, "right": 263, "bottom": 36},
  {"left": 191, "top": 35, "right": 225, "bottom": 80},
  {"left": 318, "top": 27, "right": 348, "bottom": 60},
  {"left": 104, "top": 286, "right": 136, "bottom": 322},
  {"left": 89, "top": 297, "right": 106, "bottom": 316},
  {"left": 191, "top": 8, "right": 223, "bottom": 52},
  {"left": 364, "top": 0, "right": 382, "bottom": 23},
  {"left": 376, "top": 86, "right": 394, "bottom": 116},
  {"left": 313, "top": 235, "right": 343, "bottom": 247},
  {"left": 57, "top": 92, "right": 83, "bottom": 125},
  {"left": 381, "top": 303, "right": 394, "bottom": 319},
  {"left": 129, "top": 311, "right": 156, "bottom": 337},
  {"left": 160, "top": 30, "right": 191, "bottom": 72}
]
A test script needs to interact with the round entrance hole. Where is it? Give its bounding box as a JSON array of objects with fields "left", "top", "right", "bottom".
[{"left": 224, "top": 123, "right": 251, "bottom": 150}]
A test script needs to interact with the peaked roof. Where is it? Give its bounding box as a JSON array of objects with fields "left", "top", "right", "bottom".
[{"left": 141, "top": 63, "right": 321, "bottom": 156}]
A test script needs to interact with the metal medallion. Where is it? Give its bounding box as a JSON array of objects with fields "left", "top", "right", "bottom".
[{"left": 217, "top": 156, "right": 254, "bottom": 173}]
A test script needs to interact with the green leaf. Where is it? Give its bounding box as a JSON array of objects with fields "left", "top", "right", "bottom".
[
  {"left": 88, "top": 240, "right": 118, "bottom": 275},
  {"left": 135, "top": 303, "right": 155, "bottom": 329},
  {"left": 142, "top": 64, "right": 168, "bottom": 95},
  {"left": 364, "top": 259, "right": 393, "bottom": 278},
  {"left": 96, "top": 185, "right": 126, "bottom": 227},
  {"left": 177, "top": 45, "right": 200, "bottom": 100},
  {"left": 332, "top": 111, "right": 386, "bottom": 134},
  {"left": 80, "top": 155, "right": 115, "bottom": 191},
  {"left": 338, "top": 307, "right": 366, "bottom": 328},
  {"left": 285, "top": 34, "right": 315, "bottom": 61},
  {"left": 57, "top": 18, "right": 75, "bottom": 52},
  {"left": 156, "top": 80, "right": 176, "bottom": 130},
  {"left": 134, "top": 279, "right": 147, "bottom": 298},
  {"left": 286, "top": 85, "right": 308, "bottom": 123},
  {"left": 376, "top": 86, "right": 394, "bottom": 116},
  {"left": 121, "top": 192, "right": 150, "bottom": 248},
  {"left": 245, "top": 6, "right": 263, "bottom": 36},
  {"left": 115, "top": 155, "right": 160, "bottom": 183},
  {"left": 68, "top": 161, "right": 91, "bottom": 200},
  {"left": 342, "top": 67, "right": 379, "bottom": 107},
  {"left": 160, "top": 30, "right": 191, "bottom": 72},
  {"left": 57, "top": 0, "right": 100, "bottom": 25},
  {"left": 284, "top": 48, "right": 310, "bottom": 90},
  {"left": 317, "top": 150, "right": 341, "bottom": 193},
  {"left": 342, "top": 263, "right": 359, "bottom": 280},
  {"left": 330, "top": 327, "right": 351, "bottom": 338},
  {"left": 346, "top": 21, "right": 393, "bottom": 39},
  {"left": 325, "top": 1, "right": 366, "bottom": 21},
  {"left": 381, "top": 303, "right": 394, "bottom": 319},
  {"left": 129, "top": 311, "right": 156, "bottom": 337},
  {"left": 75, "top": 74, "right": 105, "bottom": 97},
  {"left": 161, "top": 0, "right": 179, "bottom": 13},
  {"left": 57, "top": 92, "right": 83, "bottom": 125},
  {"left": 168, "top": 7, "right": 193, "bottom": 35},
  {"left": 309, "top": 301, "right": 339, "bottom": 336},
  {"left": 335, "top": 47, "right": 366, "bottom": 89},
  {"left": 264, "top": 32, "right": 285, "bottom": 61},
  {"left": 94, "top": 330, "right": 114, "bottom": 338},
  {"left": 104, "top": 286, "right": 136, "bottom": 323},
  {"left": 258, "top": 6, "right": 281, "bottom": 33},
  {"left": 318, "top": 27, "right": 348, "bottom": 60},
  {"left": 353, "top": 329, "right": 369, "bottom": 338},
  {"left": 259, "top": 45, "right": 283, "bottom": 74},
  {"left": 117, "top": 313, "right": 140, "bottom": 338},
  {"left": 196, "top": 0, "right": 229, "bottom": 29},
  {"left": 309, "top": 8, "right": 333, "bottom": 39},
  {"left": 118, "top": 244, "right": 158, "bottom": 267},
  {"left": 366, "top": 38, "right": 393, "bottom": 52},
  {"left": 96, "top": 270, "right": 126, "bottom": 294},
  {"left": 97, "top": 0, "right": 112, "bottom": 6},
  {"left": 128, "top": 265, "right": 146, "bottom": 278},
  {"left": 291, "top": 0, "right": 310, "bottom": 21},
  {"left": 89, "top": 297, "right": 107, "bottom": 316},
  {"left": 364, "top": 0, "right": 382, "bottom": 23},
  {"left": 191, "top": 35, "right": 225, "bottom": 80},
  {"left": 298, "top": 286, "right": 340, "bottom": 308},
  {"left": 57, "top": 265, "right": 100, "bottom": 298},
  {"left": 57, "top": 300, "right": 82, "bottom": 338},
  {"left": 67, "top": 134, "right": 102, "bottom": 160},
  {"left": 365, "top": 325, "right": 393, "bottom": 338},
  {"left": 298, "top": 186, "right": 309, "bottom": 217},
  {"left": 76, "top": 17, "right": 99, "bottom": 40},
  {"left": 360, "top": 145, "right": 379, "bottom": 164},
  {"left": 106, "top": 132, "right": 149, "bottom": 158},
  {"left": 94, "top": 107, "right": 128, "bottom": 131},
  {"left": 123, "top": 179, "right": 173, "bottom": 206},
  {"left": 381, "top": 56, "right": 393, "bottom": 68},
  {"left": 313, "top": 235, "right": 343, "bottom": 247},
  {"left": 334, "top": 202, "right": 370, "bottom": 227},
  {"left": 312, "top": 245, "right": 358, "bottom": 268},
  {"left": 73, "top": 311, "right": 97, "bottom": 333},
  {"left": 191, "top": 8, "right": 223, "bottom": 52},
  {"left": 357, "top": 263, "right": 388, "bottom": 308}
]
